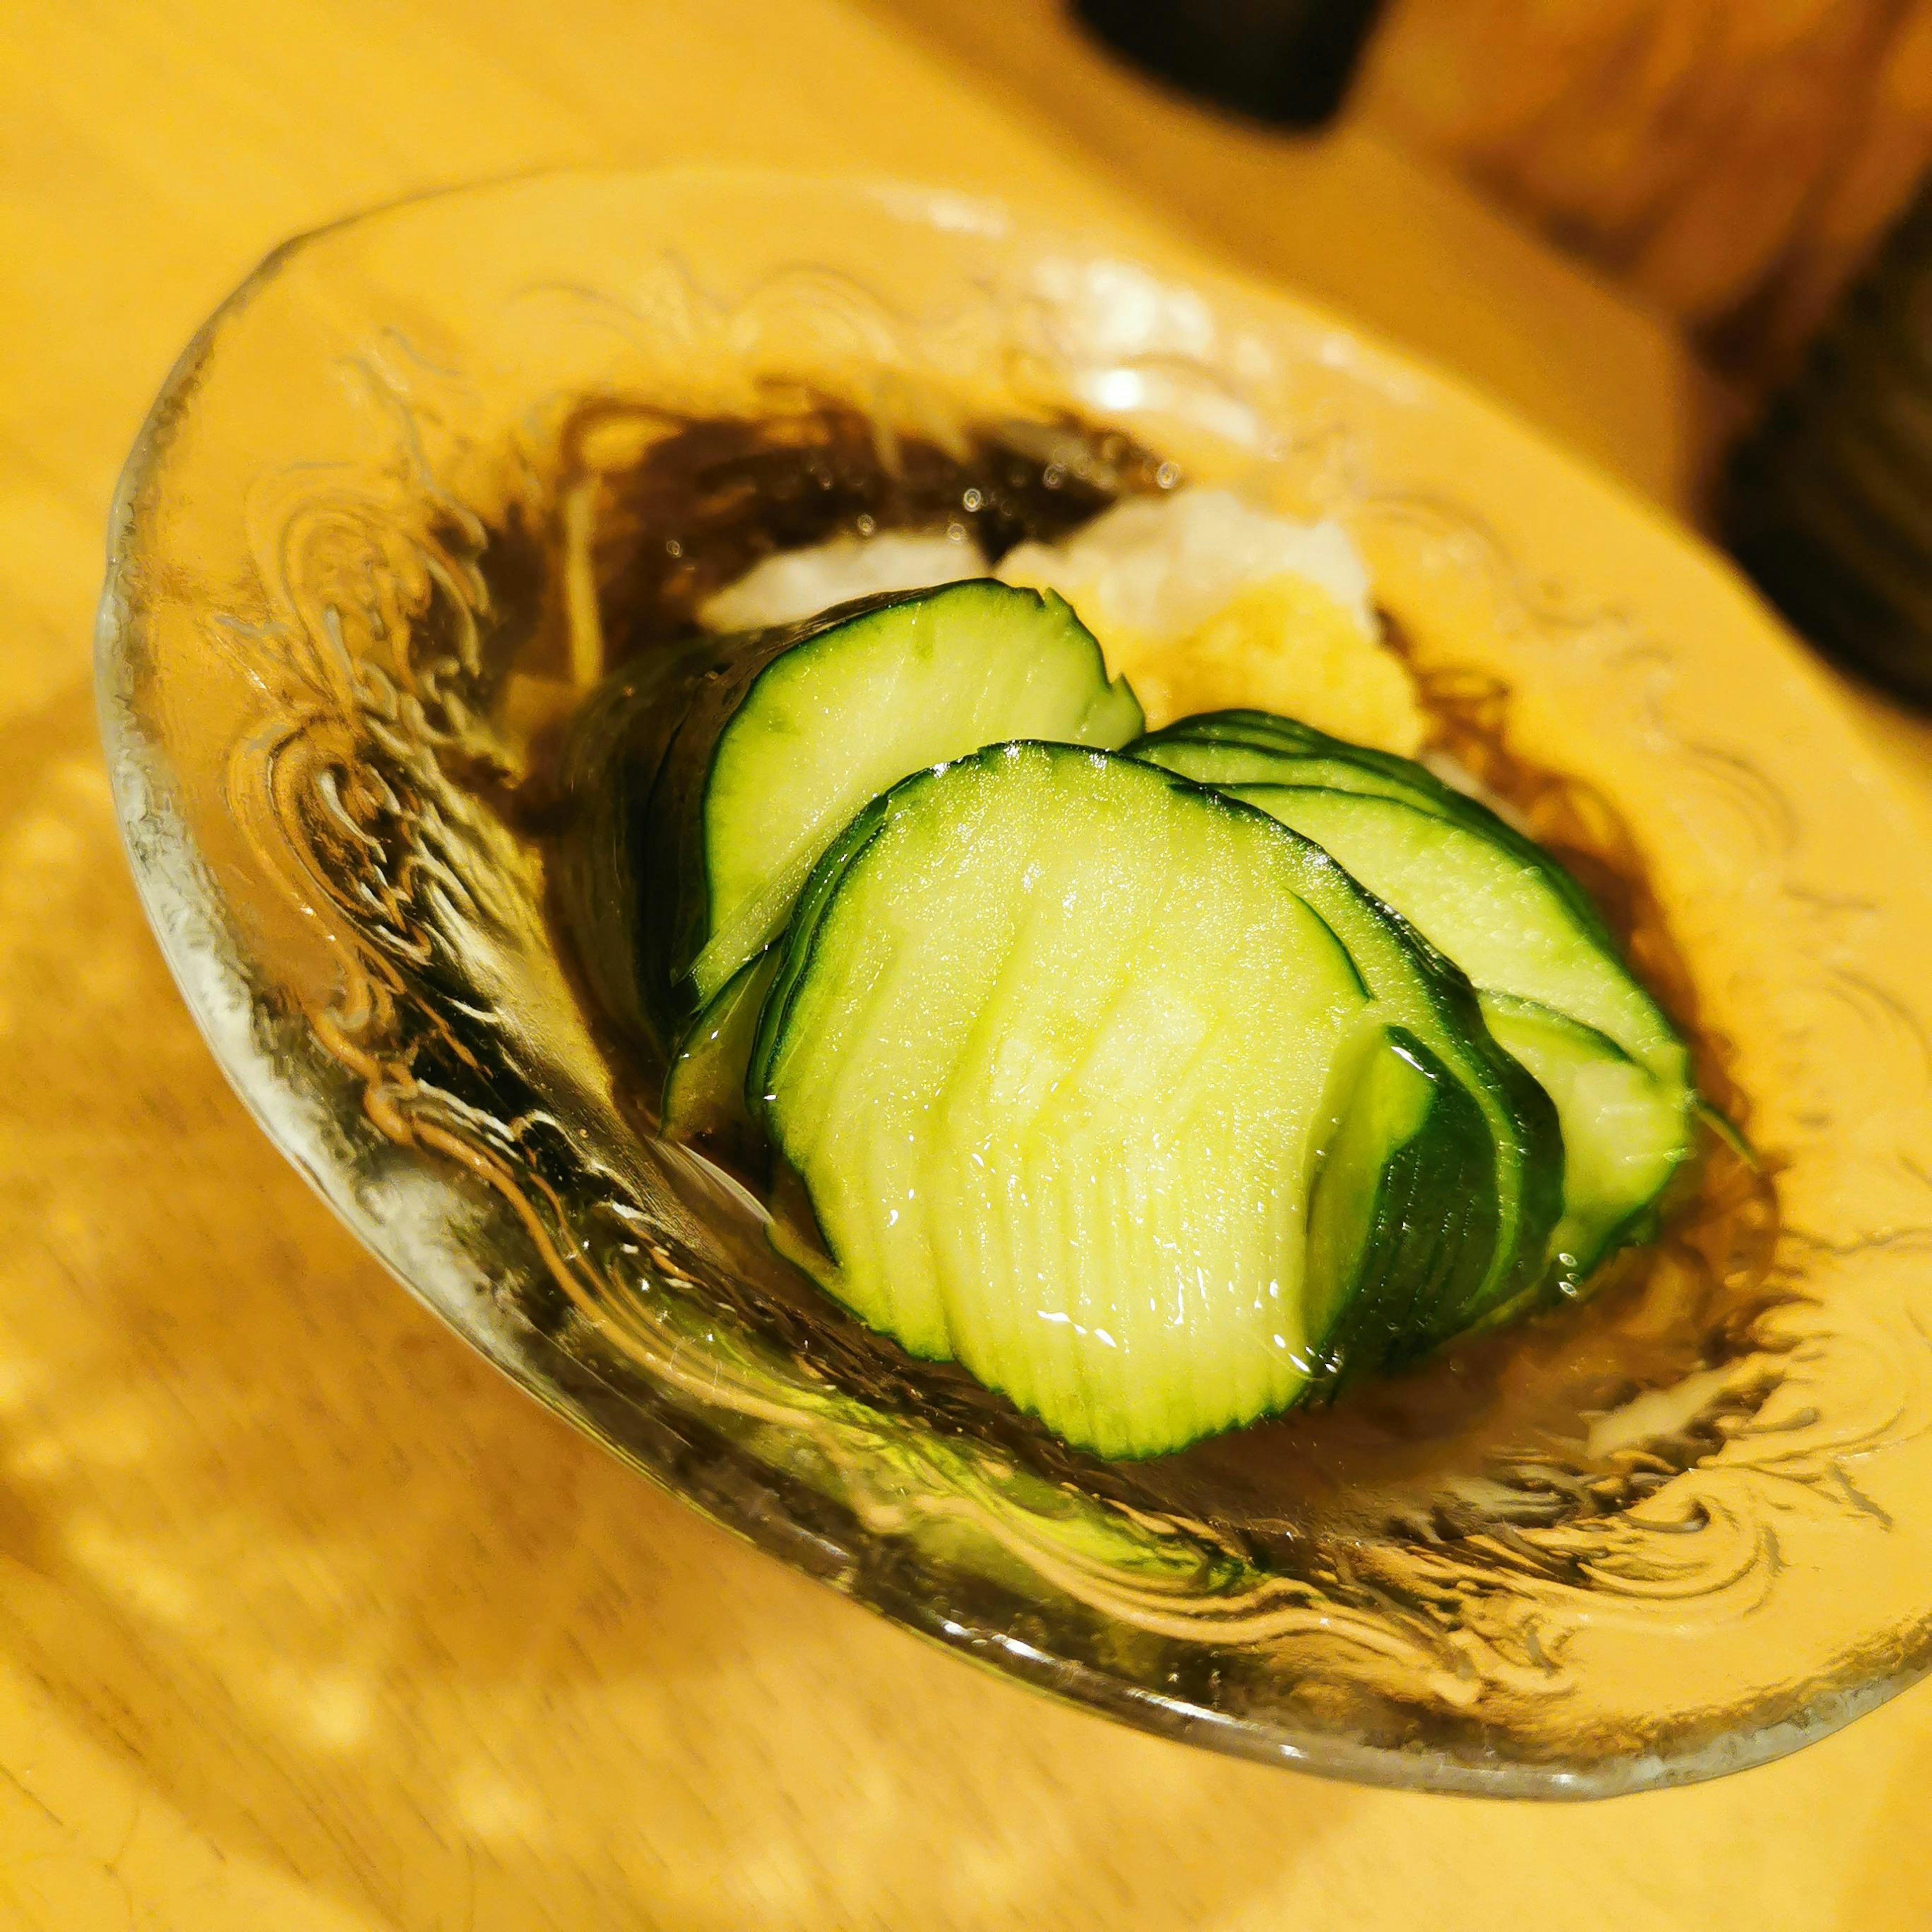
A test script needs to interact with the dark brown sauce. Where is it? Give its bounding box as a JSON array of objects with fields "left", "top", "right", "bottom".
[
  {"left": 568, "top": 395, "right": 1175, "bottom": 656},
  {"left": 517, "top": 397, "right": 1781, "bottom": 1556}
]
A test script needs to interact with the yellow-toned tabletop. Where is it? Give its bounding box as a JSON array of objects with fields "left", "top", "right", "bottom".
[{"left": 4, "top": 3, "right": 1931, "bottom": 1926}]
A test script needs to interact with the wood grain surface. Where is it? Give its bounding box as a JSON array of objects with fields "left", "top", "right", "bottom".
[{"left": 5, "top": 3, "right": 1932, "bottom": 1927}]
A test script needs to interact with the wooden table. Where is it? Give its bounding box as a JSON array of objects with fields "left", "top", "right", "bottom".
[{"left": 4, "top": 3, "right": 1931, "bottom": 1925}]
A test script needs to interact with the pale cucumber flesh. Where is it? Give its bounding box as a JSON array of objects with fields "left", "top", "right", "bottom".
[
  {"left": 1224, "top": 783, "right": 1684, "bottom": 1086},
  {"left": 1132, "top": 711, "right": 1620, "bottom": 951},
  {"left": 1195, "top": 809, "right": 1563, "bottom": 1335},
  {"left": 693, "top": 581, "right": 1141, "bottom": 1004},
  {"left": 753, "top": 745, "right": 1464, "bottom": 1457}
]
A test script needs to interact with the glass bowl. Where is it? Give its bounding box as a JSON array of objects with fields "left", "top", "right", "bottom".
[{"left": 96, "top": 169, "right": 1932, "bottom": 1796}]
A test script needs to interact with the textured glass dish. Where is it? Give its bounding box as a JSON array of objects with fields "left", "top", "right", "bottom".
[{"left": 97, "top": 171, "right": 1932, "bottom": 1797}]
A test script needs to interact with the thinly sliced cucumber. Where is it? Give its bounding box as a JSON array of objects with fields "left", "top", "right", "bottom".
[
  {"left": 1135, "top": 730, "right": 1451, "bottom": 818},
  {"left": 1305, "top": 1026, "right": 1498, "bottom": 1383},
  {"left": 755, "top": 744, "right": 1364, "bottom": 1453},
  {"left": 661, "top": 947, "right": 782, "bottom": 1166},
  {"left": 1477, "top": 993, "right": 1693, "bottom": 1292},
  {"left": 1220, "top": 783, "right": 1686, "bottom": 1088},
  {"left": 1217, "top": 780, "right": 1693, "bottom": 1293},
  {"left": 751, "top": 745, "right": 1559, "bottom": 1455},
  {"left": 557, "top": 579, "right": 1140, "bottom": 1053},
  {"left": 676, "top": 580, "right": 1141, "bottom": 1013},
  {"left": 1146, "top": 709, "right": 1415, "bottom": 771},
  {"left": 1236, "top": 808, "right": 1561, "bottom": 1341},
  {"left": 555, "top": 638, "right": 715, "bottom": 1050},
  {"left": 1133, "top": 710, "right": 1619, "bottom": 951}
]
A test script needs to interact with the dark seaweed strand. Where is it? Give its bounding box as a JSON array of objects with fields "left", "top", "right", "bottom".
[{"left": 587, "top": 402, "right": 1178, "bottom": 659}]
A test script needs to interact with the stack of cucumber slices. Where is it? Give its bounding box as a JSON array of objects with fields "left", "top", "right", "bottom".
[{"left": 560, "top": 577, "right": 1696, "bottom": 1460}]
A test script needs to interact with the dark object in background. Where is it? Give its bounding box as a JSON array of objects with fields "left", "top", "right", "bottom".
[
  {"left": 1074, "top": 0, "right": 1386, "bottom": 130},
  {"left": 1724, "top": 184, "right": 1932, "bottom": 709}
]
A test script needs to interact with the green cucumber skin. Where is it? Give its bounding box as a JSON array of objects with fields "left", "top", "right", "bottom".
[
  {"left": 1303, "top": 1026, "right": 1498, "bottom": 1389},
  {"left": 661, "top": 945, "right": 783, "bottom": 1170},
  {"left": 1227, "top": 819, "right": 1563, "bottom": 1332},
  {"left": 753, "top": 745, "right": 1559, "bottom": 1453},
  {"left": 753, "top": 743, "right": 1376, "bottom": 1455},
  {"left": 1133, "top": 711, "right": 1621, "bottom": 955},
  {"left": 1477, "top": 992, "right": 1694, "bottom": 1295},
  {"left": 745, "top": 786, "right": 896, "bottom": 1126},
  {"left": 1355, "top": 1029, "right": 1503, "bottom": 1372},
  {"left": 555, "top": 615, "right": 853, "bottom": 1055},
  {"left": 1142, "top": 741, "right": 1446, "bottom": 815},
  {"left": 558, "top": 596, "right": 968, "bottom": 1054},
  {"left": 555, "top": 634, "right": 721, "bottom": 1054},
  {"left": 675, "top": 580, "right": 1140, "bottom": 1013},
  {"left": 645, "top": 597, "right": 918, "bottom": 1039}
]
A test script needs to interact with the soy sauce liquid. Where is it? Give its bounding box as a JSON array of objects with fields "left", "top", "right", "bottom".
[{"left": 521, "top": 399, "right": 1780, "bottom": 1556}]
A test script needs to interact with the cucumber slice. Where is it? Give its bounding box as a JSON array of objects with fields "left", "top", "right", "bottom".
[
  {"left": 1221, "top": 783, "right": 1686, "bottom": 1089},
  {"left": 1135, "top": 728, "right": 1453, "bottom": 818},
  {"left": 555, "top": 638, "right": 716, "bottom": 1050},
  {"left": 1220, "top": 781, "right": 1693, "bottom": 1293},
  {"left": 1196, "top": 803, "right": 1560, "bottom": 1338},
  {"left": 672, "top": 580, "right": 1142, "bottom": 1014},
  {"left": 1134, "top": 710, "right": 1619, "bottom": 952},
  {"left": 661, "top": 946, "right": 782, "bottom": 1166},
  {"left": 1476, "top": 993, "right": 1693, "bottom": 1292},
  {"left": 1141, "top": 736, "right": 1446, "bottom": 813},
  {"left": 557, "top": 579, "right": 1140, "bottom": 1054},
  {"left": 1305, "top": 1026, "right": 1498, "bottom": 1382},
  {"left": 751, "top": 744, "right": 1559, "bottom": 1456},
  {"left": 755, "top": 744, "right": 1365, "bottom": 1454}
]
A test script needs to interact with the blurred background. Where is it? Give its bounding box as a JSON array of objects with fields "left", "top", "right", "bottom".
[
  {"left": 973, "top": 0, "right": 1932, "bottom": 392},
  {"left": 882, "top": 0, "right": 1932, "bottom": 723}
]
